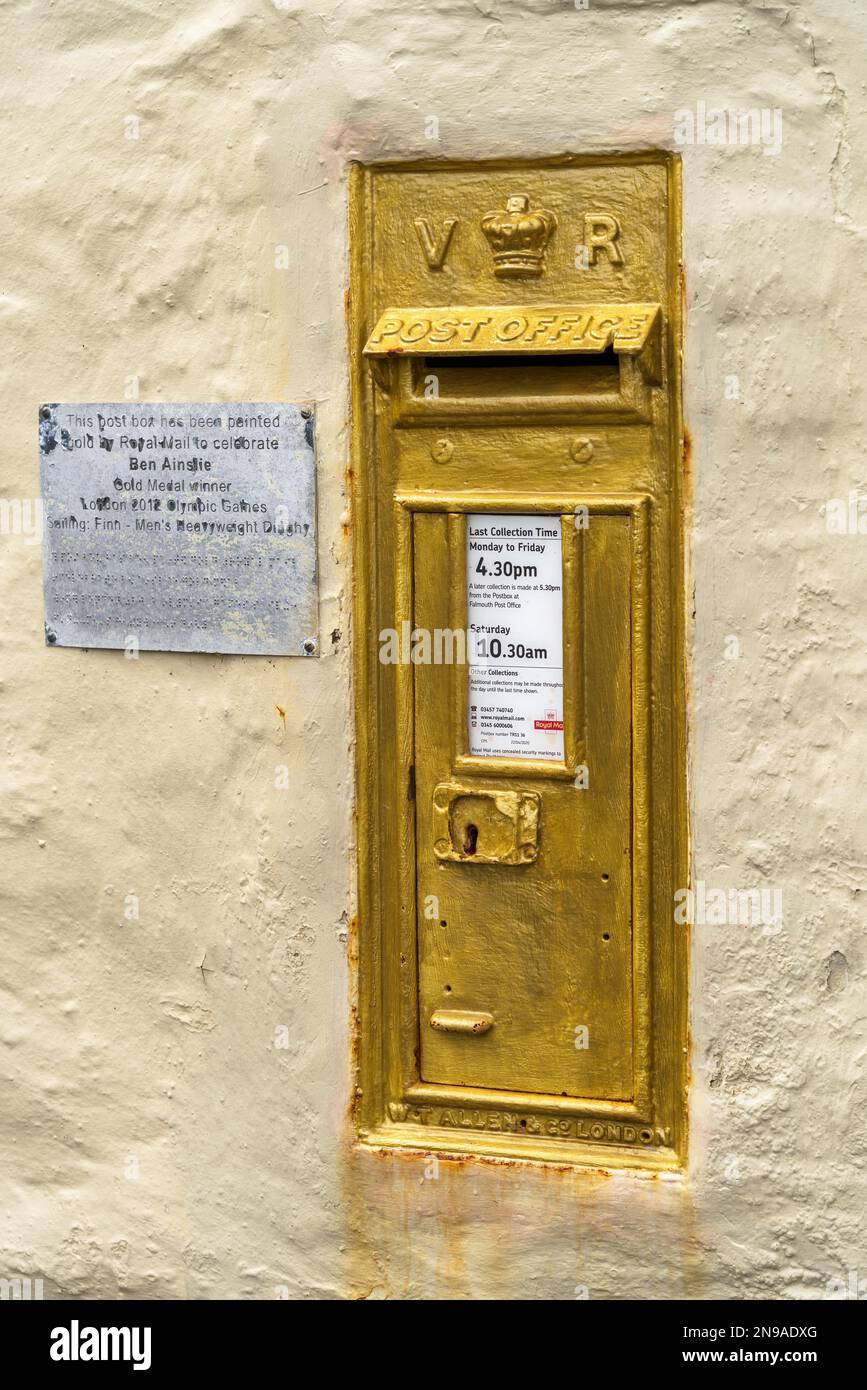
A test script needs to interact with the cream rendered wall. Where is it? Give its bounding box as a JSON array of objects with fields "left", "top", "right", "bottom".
[{"left": 1, "top": 0, "right": 864, "bottom": 1300}]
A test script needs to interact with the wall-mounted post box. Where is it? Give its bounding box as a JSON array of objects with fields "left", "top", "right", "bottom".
[{"left": 350, "top": 156, "right": 687, "bottom": 1169}]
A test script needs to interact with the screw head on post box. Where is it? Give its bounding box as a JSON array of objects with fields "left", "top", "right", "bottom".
[
  {"left": 431, "top": 438, "right": 454, "bottom": 463},
  {"left": 570, "top": 437, "right": 595, "bottom": 463}
]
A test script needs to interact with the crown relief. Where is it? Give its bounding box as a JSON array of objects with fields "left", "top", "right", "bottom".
[{"left": 480, "top": 193, "right": 558, "bottom": 278}]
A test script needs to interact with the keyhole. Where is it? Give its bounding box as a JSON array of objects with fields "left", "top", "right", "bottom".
[{"left": 463, "top": 823, "right": 478, "bottom": 855}]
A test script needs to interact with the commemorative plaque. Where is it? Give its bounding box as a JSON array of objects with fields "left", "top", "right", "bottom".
[{"left": 39, "top": 403, "right": 317, "bottom": 656}]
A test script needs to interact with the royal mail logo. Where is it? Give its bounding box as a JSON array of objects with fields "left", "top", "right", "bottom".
[{"left": 535, "top": 710, "right": 564, "bottom": 731}]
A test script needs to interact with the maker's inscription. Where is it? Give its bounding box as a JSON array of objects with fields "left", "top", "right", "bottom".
[
  {"left": 39, "top": 403, "right": 317, "bottom": 656},
  {"left": 386, "top": 1101, "right": 671, "bottom": 1147}
]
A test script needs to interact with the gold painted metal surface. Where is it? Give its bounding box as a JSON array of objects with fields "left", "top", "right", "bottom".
[
  {"left": 350, "top": 155, "right": 687, "bottom": 1170},
  {"left": 430, "top": 1009, "right": 494, "bottom": 1035},
  {"left": 481, "top": 192, "right": 557, "bottom": 277},
  {"left": 432, "top": 783, "right": 540, "bottom": 865},
  {"left": 363, "top": 303, "right": 660, "bottom": 355}
]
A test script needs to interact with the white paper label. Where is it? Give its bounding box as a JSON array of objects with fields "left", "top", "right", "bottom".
[{"left": 467, "top": 513, "right": 564, "bottom": 760}]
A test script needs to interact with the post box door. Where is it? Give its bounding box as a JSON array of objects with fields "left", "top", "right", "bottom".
[{"left": 413, "top": 508, "right": 634, "bottom": 1099}]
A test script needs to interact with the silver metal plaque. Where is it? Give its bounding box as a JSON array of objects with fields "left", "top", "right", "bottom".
[{"left": 39, "top": 404, "right": 318, "bottom": 656}]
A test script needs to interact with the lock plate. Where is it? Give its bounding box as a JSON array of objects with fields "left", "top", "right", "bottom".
[{"left": 432, "top": 783, "right": 540, "bottom": 865}]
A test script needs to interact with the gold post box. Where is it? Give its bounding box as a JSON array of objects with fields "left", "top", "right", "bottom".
[{"left": 350, "top": 156, "right": 687, "bottom": 1169}]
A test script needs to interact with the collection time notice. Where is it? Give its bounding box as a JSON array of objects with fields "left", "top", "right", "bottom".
[{"left": 466, "top": 512, "right": 564, "bottom": 761}]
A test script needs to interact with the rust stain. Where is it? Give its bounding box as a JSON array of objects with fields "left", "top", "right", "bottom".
[
  {"left": 342, "top": 448, "right": 353, "bottom": 543},
  {"left": 339, "top": 1113, "right": 674, "bottom": 1300},
  {"left": 275, "top": 703, "right": 286, "bottom": 730},
  {"left": 682, "top": 423, "right": 692, "bottom": 494},
  {"left": 345, "top": 913, "right": 360, "bottom": 1129},
  {"left": 359, "top": 1141, "right": 619, "bottom": 1183}
]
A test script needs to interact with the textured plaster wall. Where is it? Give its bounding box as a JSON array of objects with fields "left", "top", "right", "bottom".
[{"left": 1, "top": 0, "right": 865, "bottom": 1300}]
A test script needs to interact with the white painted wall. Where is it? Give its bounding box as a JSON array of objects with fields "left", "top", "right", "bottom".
[{"left": 1, "top": 0, "right": 865, "bottom": 1298}]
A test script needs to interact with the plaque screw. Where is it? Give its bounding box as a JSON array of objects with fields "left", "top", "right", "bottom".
[
  {"left": 40, "top": 406, "right": 51, "bottom": 421},
  {"left": 431, "top": 438, "right": 454, "bottom": 464},
  {"left": 302, "top": 638, "right": 316, "bottom": 656},
  {"left": 570, "top": 437, "right": 594, "bottom": 463}
]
